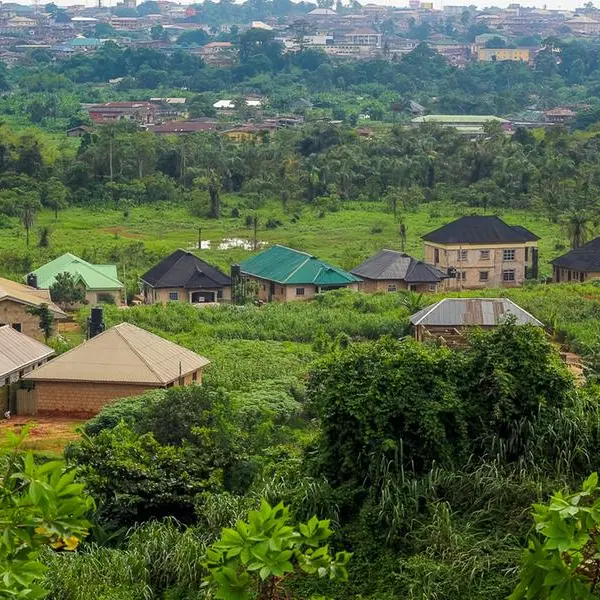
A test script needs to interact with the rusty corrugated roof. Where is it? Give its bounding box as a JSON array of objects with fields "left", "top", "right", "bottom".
[
  {"left": 26, "top": 323, "right": 210, "bottom": 385},
  {"left": 410, "top": 298, "right": 543, "bottom": 327},
  {"left": 0, "top": 325, "right": 55, "bottom": 379}
]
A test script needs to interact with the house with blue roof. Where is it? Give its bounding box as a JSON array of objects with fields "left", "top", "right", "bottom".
[{"left": 239, "top": 245, "right": 361, "bottom": 302}]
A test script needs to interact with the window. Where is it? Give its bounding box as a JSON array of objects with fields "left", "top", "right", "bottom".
[
  {"left": 428, "top": 284, "right": 436, "bottom": 292},
  {"left": 458, "top": 271, "right": 467, "bottom": 281},
  {"left": 296, "top": 287, "right": 305, "bottom": 296},
  {"left": 217, "top": 289, "right": 223, "bottom": 299},
  {"left": 434, "top": 248, "right": 440, "bottom": 263},
  {"left": 387, "top": 284, "right": 397, "bottom": 292},
  {"left": 192, "top": 371, "right": 198, "bottom": 382},
  {"left": 459, "top": 249, "right": 468, "bottom": 262},
  {"left": 525, "top": 247, "right": 529, "bottom": 261},
  {"left": 12, "top": 323, "right": 21, "bottom": 332},
  {"left": 479, "top": 271, "right": 489, "bottom": 282},
  {"left": 503, "top": 269, "right": 516, "bottom": 282},
  {"left": 480, "top": 250, "right": 490, "bottom": 260},
  {"left": 503, "top": 249, "right": 515, "bottom": 261},
  {"left": 169, "top": 292, "right": 179, "bottom": 301}
]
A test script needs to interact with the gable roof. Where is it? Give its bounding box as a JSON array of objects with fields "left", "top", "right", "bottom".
[
  {"left": 240, "top": 245, "right": 362, "bottom": 286},
  {"left": 28, "top": 253, "right": 123, "bottom": 291},
  {"left": 141, "top": 249, "right": 231, "bottom": 289},
  {"left": 550, "top": 237, "right": 600, "bottom": 272},
  {"left": 26, "top": 322, "right": 210, "bottom": 385},
  {"left": 351, "top": 250, "right": 447, "bottom": 283},
  {"left": 410, "top": 298, "right": 543, "bottom": 327},
  {"left": 0, "top": 325, "right": 55, "bottom": 379},
  {"left": 422, "top": 216, "right": 540, "bottom": 245},
  {"left": 0, "top": 277, "right": 65, "bottom": 317}
]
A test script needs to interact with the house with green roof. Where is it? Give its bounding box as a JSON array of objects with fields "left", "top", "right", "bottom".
[
  {"left": 27, "top": 253, "right": 124, "bottom": 306},
  {"left": 410, "top": 114, "right": 513, "bottom": 137},
  {"left": 239, "top": 245, "right": 361, "bottom": 302}
]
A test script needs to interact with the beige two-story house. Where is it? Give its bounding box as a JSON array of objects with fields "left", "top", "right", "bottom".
[{"left": 423, "top": 216, "right": 539, "bottom": 289}]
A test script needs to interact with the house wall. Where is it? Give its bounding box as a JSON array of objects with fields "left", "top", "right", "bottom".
[
  {"left": 34, "top": 368, "right": 203, "bottom": 417},
  {"left": 85, "top": 289, "right": 123, "bottom": 305},
  {"left": 0, "top": 299, "right": 44, "bottom": 340},
  {"left": 147, "top": 286, "right": 231, "bottom": 304},
  {"left": 245, "top": 276, "right": 357, "bottom": 302},
  {"left": 424, "top": 242, "right": 537, "bottom": 289},
  {"left": 553, "top": 267, "right": 600, "bottom": 283},
  {"left": 358, "top": 278, "right": 439, "bottom": 293}
]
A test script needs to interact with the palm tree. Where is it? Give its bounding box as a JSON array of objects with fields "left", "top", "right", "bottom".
[
  {"left": 399, "top": 291, "right": 427, "bottom": 314},
  {"left": 19, "top": 192, "right": 41, "bottom": 246},
  {"left": 564, "top": 210, "right": 594, "bottom": 249}
]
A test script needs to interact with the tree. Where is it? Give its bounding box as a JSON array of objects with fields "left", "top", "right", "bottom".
[
  {"left": 150, "top": 23, "right": 167, "bottom": 40},
  {"left": 511, "top": 472, "right": 600, "bottom": 600},
  {"left": 564, "top": 210, "right": 595, "bottom": 249},
  {"left": 205, "top": 500, "right": 352, "bottom": 600},
  {"left": 19, "top": 193, "right": 41, "bottom": 246},
  {"left": 41, "top": 177, "right": 68, "bottom": 220},
  {"left": 1, "top": 428, "right": 92, "bottom": 599},
  {"left": 26, "top": 303, "right": 55, "bottom": 342},
  {"left": 49, "top": 272, "right": 86, "bottom": 310}
]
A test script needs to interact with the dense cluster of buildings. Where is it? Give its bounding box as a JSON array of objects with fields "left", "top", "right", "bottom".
[{"left": 1, "top": 0, "right": 600, "bottom": 70}]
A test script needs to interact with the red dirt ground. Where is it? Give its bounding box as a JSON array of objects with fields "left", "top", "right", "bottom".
[{"left": 0, "top": 416, "right": 85, "bottom": 454}]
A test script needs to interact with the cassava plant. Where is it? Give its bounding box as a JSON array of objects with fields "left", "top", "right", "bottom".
[
  {"left": 511, "top": 472, "right": 600, "bottom": 600},
  {"left": 204, "top": 500, "right": 351, "bottom": 600}
]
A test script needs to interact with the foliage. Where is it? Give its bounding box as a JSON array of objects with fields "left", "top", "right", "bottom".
[
  {"left": 50, "top": 271, "right": 86, "bottom": 309},
  {"left": 511, "top": 472, "right": 600, "bottom": 600},
  {"left": 1, "top": 428, "right": 93, "bottom": 599},
  {"left": 205, "top": 500, "right": 351, "bottom": 600}
]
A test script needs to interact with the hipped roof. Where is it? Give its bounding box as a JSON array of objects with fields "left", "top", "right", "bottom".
[
  {"left": 240, "top": 245, "right": 361, "bottom": 286},
  {"left": 141, "top": 249, "right": 231, "bottom": 289},
  {"left": 0, "top": 276, "right": 65, "bottom": 317},
  {"left": 550, "top": 237, "right": 600, "bottom": 272},
  {"left": 29, "top": 253, "right": 123, "bottom": 291},
  {"left": 351, "top": 250, "right": 447, "bottom": 283},
  {"left": 26, "top": 322, "right": 210, "bottom": 385},
  {"left": 0, "top": 325, "right": 55, "bottom": 379}
]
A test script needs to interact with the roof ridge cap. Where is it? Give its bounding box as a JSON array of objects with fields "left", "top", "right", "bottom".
[
  {"left": 284, "top": 256, "right": 312, "bottom": 283},
  {"left": 115, "top": 324, "right": 164, "bottom": 384}
]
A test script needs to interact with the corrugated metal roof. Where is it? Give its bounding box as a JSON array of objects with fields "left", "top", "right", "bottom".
[
  {"left": 0, "top": 325, "right": 55, "bottom": 379},
  {"left": 26, "top": 323, "right": 210, "bottom": 385},
  {"left": 0, "top": 277, "right": 65, "bottom": 317},
  {"left": 241, "top": 245, "right": 361, "bottom": 286},
  {"left": 410, "top": 298, "right": 543, "bottom": 327},
  {"left": 29, "top": 253, "right": 123, "bottom": 291}
]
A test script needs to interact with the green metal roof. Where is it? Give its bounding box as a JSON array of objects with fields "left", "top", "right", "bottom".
[
  {"left": 66, "top": 37, "right": 102, "bottom": 47},
  {"left": 29, "top": 253, "right": 123, "bottom": 291},
  {"left": 412, "top": 114, "right": 509, "bottom": 124},
  {"left": 240, "top": 245, "right": 362, "bottom": 286}
]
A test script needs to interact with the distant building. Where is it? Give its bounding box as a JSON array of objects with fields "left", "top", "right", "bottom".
[
  {"left": 351, "top": 250, "right": 447, "bottom": 293},
  {"left": 476, "top": 48, "right": 531, "bottom": 62},
  {"left": 343, "top": 28, "right": 382, "bottom": 47},
  {"left": 551, "top": 237, "right": 600, "bottom": 283},
  {"left": 152, "top": 120, "right": 217, "bottom": 135},
  {"left": 410, "top": 114, "right": 512, "bottom": 136},
  {"left": 88, "top": 101, "right": 156, "bottom": 125},
  {"left": 306, "top": 7, "right": 337, "bottom": 16},
  {"left": 544, "top": 107, "right": 576, "bottom": 123},
  {"left": 566, "top": 15, "right": 600, "bottom": 34},
  {"left": 422, "top": 215, "right": 540, "bottom": 289}
]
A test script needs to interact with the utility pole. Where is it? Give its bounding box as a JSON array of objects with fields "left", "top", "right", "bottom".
[
  {"left": 198, "top": 227, "right": 202, "bottom": 249},
  {"left": 253, "top": 215, "right": 258, "bottom": 251}
]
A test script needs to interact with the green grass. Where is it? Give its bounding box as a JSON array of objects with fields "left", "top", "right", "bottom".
[{"left": 0, "top": 200, "right": 567, "bottom": 280}]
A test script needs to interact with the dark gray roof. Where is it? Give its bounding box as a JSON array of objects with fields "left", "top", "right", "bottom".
[
  {"left": 550, "top": 237, "right": 600, "bottom": 272},
  {"left": 141, "top": 249, "right": 231, "bottom": 289},
  {"left": 422, "top": 216, "right": 540, "bottom": 244},
  {"left": 410, "top": 298, "right": 543, "bottom": 327},
  {"left": 351, "top": 250, "right": 447, "bottom": 283}
]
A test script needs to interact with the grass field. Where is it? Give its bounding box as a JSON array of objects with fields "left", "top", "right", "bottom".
[{"left": 0, "top": 199, "right": 567, "bottom": 280}]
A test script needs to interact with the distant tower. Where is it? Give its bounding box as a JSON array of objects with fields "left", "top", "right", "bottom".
[{"left": 98, "top": 0, "right": 102, "bottom": 9}]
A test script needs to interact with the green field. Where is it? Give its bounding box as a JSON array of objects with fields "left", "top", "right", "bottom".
[{"left": 0, "top": 200, "right": 567, "bottom": 280}]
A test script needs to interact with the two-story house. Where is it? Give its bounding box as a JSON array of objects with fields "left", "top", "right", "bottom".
[{"left": 422, "top": 215, "right": 539, "bottom": 289}]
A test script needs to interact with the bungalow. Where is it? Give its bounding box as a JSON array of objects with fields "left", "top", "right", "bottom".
[
  {"left": 238, "top": 245, "right": 361, "bottom": 302},
  {"left": 0, "top": 276, "right": 65, "bottom": 341},
  {"left": 551, "top": 237, "right": 600, "bottom": 283},
  {"left": 25, "top": 322, "right": 210, "bottom": 417},
  {"left": 140, "top": 249, "right": 231, "bottom": 304},
  {"left": 351, "top": 250, "right": 447, "bottom": 293},
  {"left": 410, "top": 297, "right": 542, "bottom": 345},
  {"left": 0, "top": 325, "right": 54, "bottom": 414},
  {"left": 27, "top": 253, "right": 124, "bottom": 306}
]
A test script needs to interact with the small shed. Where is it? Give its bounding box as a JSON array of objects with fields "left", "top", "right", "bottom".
[{"left": 410, "top": 298, "right": 542, "bottom": 344}]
